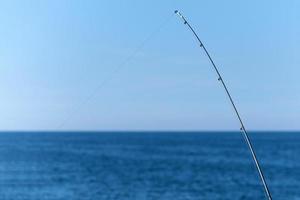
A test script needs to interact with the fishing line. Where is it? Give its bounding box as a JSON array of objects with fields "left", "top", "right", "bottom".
[
  {"left": 174, "top": 10, "right": 273, "bottom": 200},
  {"left": 57, "top": 14, "right": 174, "bottom": 129}
]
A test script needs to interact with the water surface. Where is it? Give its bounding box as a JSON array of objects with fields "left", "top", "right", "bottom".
[{"left": 0, "top": 131, "right": 299, "bottom": 200}]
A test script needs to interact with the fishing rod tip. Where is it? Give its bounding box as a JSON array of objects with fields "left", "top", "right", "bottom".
[{"left": 174, "top": 10, "right": 184, "bottom": 18}]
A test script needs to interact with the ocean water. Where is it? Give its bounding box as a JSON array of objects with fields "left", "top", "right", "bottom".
[{"left": 0, "top": 131, "right": 299, "bottom": 200}]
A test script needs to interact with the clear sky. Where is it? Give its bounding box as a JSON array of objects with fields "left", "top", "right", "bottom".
[{"left": 0, "top": 0, "right": 299, "bottom": 131}]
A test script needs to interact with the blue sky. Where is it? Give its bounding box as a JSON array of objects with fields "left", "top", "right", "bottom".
[{"left": 0, "top": 0, "right": 299, "bottom": 131}]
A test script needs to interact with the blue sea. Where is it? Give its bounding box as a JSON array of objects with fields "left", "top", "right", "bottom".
[{"left": 0, "top": 131, "right": 299, "bottom": 200}]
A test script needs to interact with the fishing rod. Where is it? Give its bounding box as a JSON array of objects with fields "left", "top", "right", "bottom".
[{"left": 174, "top": 10, "right": 272, "bottom": 200}]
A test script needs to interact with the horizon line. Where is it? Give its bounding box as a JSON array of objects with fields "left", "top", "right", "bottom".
[{"left": 0, "top": 129, "right": 299, "bottom": 133}]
